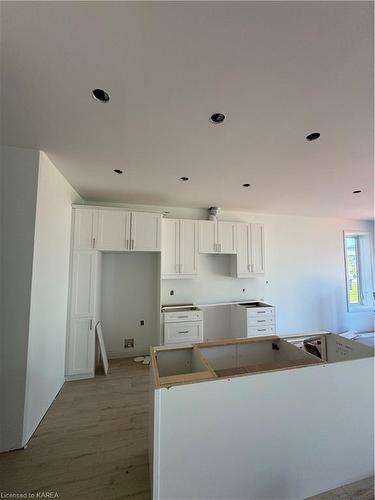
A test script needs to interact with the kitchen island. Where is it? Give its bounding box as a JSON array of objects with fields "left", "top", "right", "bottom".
[{"left": 150, "top": 333, "right": 374, "bottom": 500}]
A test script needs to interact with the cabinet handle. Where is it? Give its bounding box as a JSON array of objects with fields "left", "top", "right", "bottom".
[
  {"left": 180, "top": 264, "right": 183, "bottom": 273},
  {"left": 178, "top": 331, "right": 189, "bottom": 334},
  {"left": 257, "top": 320, "right": 266, "bottom": 323},
  {"left": 257, "top": 328, "right": 267, "bottom": 332},
  {"left": 92, "top": 238, "right": 96, "bottom": 249},
  {"left": 256, "top": 311, "right": 266, "bottom": 314},
  {"left": 89, "top": 320, "right": 93, "bottom": 331},
  {"left": 219, "top": 243, "right": 222, "bottom": 252},
  {"left": 131, "top": 239, "right": 134, "bottom": 250},
  {"left": 175, "top": 264, "right": 179, "bottom": 273},
  {"left": 177, "top": 315, "right": 189, "bottom": 319}
]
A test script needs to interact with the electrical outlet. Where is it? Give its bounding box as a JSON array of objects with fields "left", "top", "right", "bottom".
[
  {"left": 242, "top": 288, "right": 246, "bottom": 293},
  {"left": 170, "top": 290, "right": 174, "bottom": 296},
  {"left": 124, "top": 338, "right": 134, "bottom": 349},
  {"left": 140, "top": 320, "right": 144, "bottom": 326}
]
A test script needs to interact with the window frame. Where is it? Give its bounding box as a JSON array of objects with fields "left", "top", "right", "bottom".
[{"left": 343, "top": 230, "right": 374, "bottom": 313}]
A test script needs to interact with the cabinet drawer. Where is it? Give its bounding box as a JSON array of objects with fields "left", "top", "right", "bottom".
[
  {"left": 164, "top": 310, "right": 203, "bottom": 323},
  {"left": 246, "top": 308, "right": 274, "bottom": 318},
  {"left": 164, "top": 321, "right": 203, "bottom": 344},
  {"left": 247, "top": 325, "right": 275, "bottom": 336},
  {"left": 248, "top": 316, "right": 275, "bottom": 327}
]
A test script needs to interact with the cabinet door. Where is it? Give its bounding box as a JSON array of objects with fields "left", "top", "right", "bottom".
[
  {"left": 67, "top": 318, "right": 95, "bottom": 376},
  {"left": 131, "top": 212, "right": 161, "bottom": 251},
  {"left": 161, "top": 219, "right": 180, "bottom": 276},
  {"left": 198, "top": 221, "right": 217, "bottom": 253},
  {"left": 164, "top": 321, "right": 203, "bottom": 345},
  {"left": 236, "top": 223, "right": 251, "bottom": 275},
  {"left": 250, "top": 223, "right": 265, "bottom": 274},
  {"left": 97, "top": 210, "right": 131, "bottom": 250},
  {"left": 70, "top": 251, "right": 97, "bottom": 317},
  {"left": 73, "top": 209, "right": 98, "bottom": 250},
  {"left": 217, "top": 222, "right": 237, "bottom": 253},
  {"left": 180, "top": 220, "right": 198, "bottom": 275}
]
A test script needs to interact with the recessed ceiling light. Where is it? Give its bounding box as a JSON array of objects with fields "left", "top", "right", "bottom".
[
  {"left": 180, "top": 177, "right": 189, "bottom": 181},
  {"left": 210, "top": 113, "right": 225, "bottom": 124},
  {"left": 306, "top": 132, "right": 320, "bottom": 141},
  {"left": 242, "top": 183, "right": 251, "bottom": 187},
  {"left": 353, "top": 190, "right": 362, "bottom": 194},
  {"left": 92, "top": 88, "right": 110, "bottom": 103},
  {"left": 113, "top": 169, "right": 123, "bottom": 174}
]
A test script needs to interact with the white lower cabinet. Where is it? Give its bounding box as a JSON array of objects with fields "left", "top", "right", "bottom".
[
  {"left": 67, "top": 318, "right": 96, "bottom": 377},
  {"left": 66, "top": 248, "right": 100, "bottom": 380},
  {"left": 164, "top": 321, "right": 203, "bottom": 345},
  {"left": 163, "top": 307, "right": 204, "bottom": 345},
  {"left": 231, "top": 303, "right": 275, "bottom": 337}
]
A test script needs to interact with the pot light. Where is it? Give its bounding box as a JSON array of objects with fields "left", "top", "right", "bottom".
[
  {"left": 306, "top": 132, "right": 320, "bottom": 141},
  {"left": 113, "top": 169, "right": 123, "bottom": 174},
  {"left": 210, "top": 113, "right": 225, "bottom": 124},
  {"left": 180, "top": 177, "right": 189, "bottom": 181},
  {"left": 92, "top": 88, "right": 110, "bottom": 103}
]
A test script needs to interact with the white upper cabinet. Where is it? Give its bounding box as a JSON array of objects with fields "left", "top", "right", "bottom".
[
  {"left": 217, "top": 221, "right": 237, "bottom": 254},
  {"left": 199, "top": 220, "right": 237, "bottom": 254},
  {"left": 161, "top": 219, "right": 198, "bottom": 278},
  {"left": 180, "top": 220, "right": 198, "bottom": 275},
  {"left": 97, "top": 209, "right": 130, "bottom": 251},
  {"left": 235, "top": 223, "right": 265, "bottom": 277},
  {"left": 199, "top": 221, "right": 217, "bottom": 253},
  {"left": 251, "top": 223, "right": 265, "bottom": 274},
  {"left": 73, "top": 208, "right": 98, "bottom": 250},
  {"left": 131, "top": 212, "right": 161, "bottom": 252},
  {"left": 236, "top": 223, "right": 251, "bottom": 275},
  {"left": 97, "top": 209, "right": 161, "bottom": 252},
  {"left": 161, "top": 219, "right": 180, "bottom": 275}
]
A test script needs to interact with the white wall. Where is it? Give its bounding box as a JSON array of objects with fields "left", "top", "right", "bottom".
[
  {"left": 23, "top": 152, "right": 80, "bottom": 444},
  {"left": 160, "top": 210, "right": 374, "bottom": 336},
  {"left": 0, "top": 147, "right": 80, "bottom": 451},
  {"left": 100, "top": 252, "right": 160, "bottom": 358},
  {"left": 0, "top": 146, "right": 39, "bottom": 451},
  {"left": 153, "top": 356, "right": 374, "bottom": 500}
]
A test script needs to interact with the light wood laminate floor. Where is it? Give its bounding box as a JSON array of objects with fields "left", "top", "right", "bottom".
[{"left": 0, "top": 358, "right": 373, "bottom": 500}]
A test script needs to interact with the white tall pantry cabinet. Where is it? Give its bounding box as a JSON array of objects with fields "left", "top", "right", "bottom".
[{"left": 66, "top": 206, "right": 162, "bottom": 380}]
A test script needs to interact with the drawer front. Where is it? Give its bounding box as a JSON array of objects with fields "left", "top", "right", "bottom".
[
  {"left": 246, "top": 308, "right": 274, "bottom": 318},
  {"left": 248, "top": 316, "right": 275, "bottom": 327},
  {"left": 247, "top": 325, "right": 275, "bottom": 336},
  {"left": 164, "top": 310, "right": 203, "bottom": 323},
  {"left": 164, "top": 321, "right": 203, "bottom": 344}
]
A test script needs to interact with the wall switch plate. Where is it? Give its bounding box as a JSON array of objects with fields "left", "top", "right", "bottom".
[{"left": 124, "top": 338, "right": 134, "bottom": 349}]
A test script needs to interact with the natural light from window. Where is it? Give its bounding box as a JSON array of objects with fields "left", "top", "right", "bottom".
[{"left": 344, "top": 231, "right": 373, "bottom": 312}]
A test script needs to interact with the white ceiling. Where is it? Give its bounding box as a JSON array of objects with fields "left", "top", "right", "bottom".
[{"left": 1, "top": 1, "right": 373, "bottom": 218}]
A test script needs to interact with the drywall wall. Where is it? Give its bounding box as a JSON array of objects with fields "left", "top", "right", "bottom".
[
  {"left": 100, "top": 252, "right": 160, "bottom": 357},
  {"left": 153, "top": 356, "right": 374, "bottom": 500},
  {"left": 23, "top": 152, "right": 80, "bottom": 444},
  {"left": 0, "top": 146, "right": 39, "bottom": 451},
  {"left": 160, "top": 210, "right": 374, "bottom": 336}
]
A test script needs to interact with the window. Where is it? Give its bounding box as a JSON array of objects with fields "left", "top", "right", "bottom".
[{"left": 344, "top": 231, "right": 374, "bottom": 311}]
